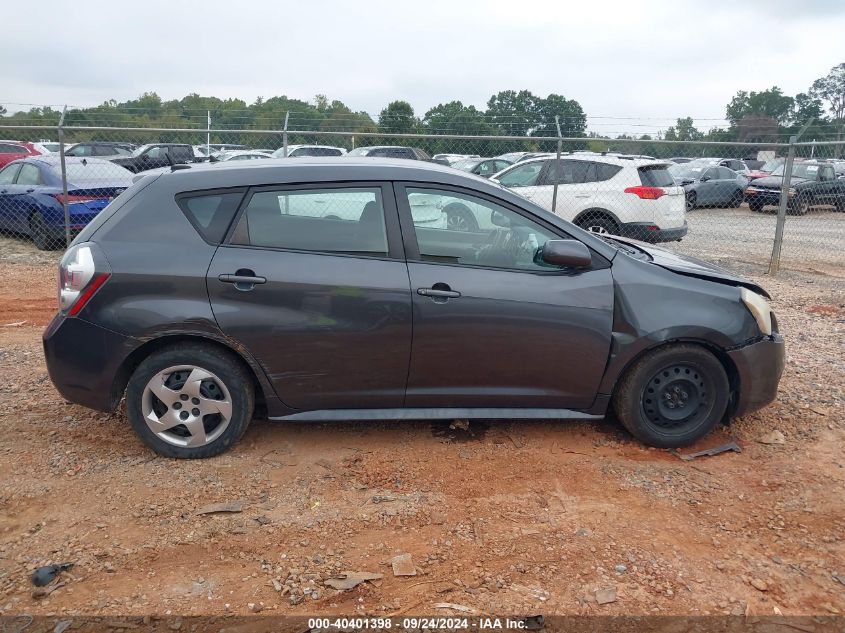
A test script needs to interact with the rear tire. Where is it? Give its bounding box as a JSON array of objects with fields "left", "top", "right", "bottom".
[
  {"left": 444, "top": 203, "right": 478, "bottom": 232},
  {"left": 126, "top": 343, "right": 255, "bottom": 459},
  {"left": 729, "top": 190, "right": 743, "bottom": 208},
  {"left": 29, "top": 211, "right": 59, "bottom": 251},
  {"left": 612, "top": 344, "right": 730, "bottom": 448},
  {"left": 575, "top": 212, "right": 619, "bottom": 237}
]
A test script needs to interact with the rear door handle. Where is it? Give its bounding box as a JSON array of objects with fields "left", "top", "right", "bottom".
[{"left": 417, "top": 287, "right": 461, "bottom": 299}]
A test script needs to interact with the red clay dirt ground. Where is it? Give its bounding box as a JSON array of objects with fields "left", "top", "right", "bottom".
[{"left": 0, "top": 257, "right": 843, "bottom": 621}]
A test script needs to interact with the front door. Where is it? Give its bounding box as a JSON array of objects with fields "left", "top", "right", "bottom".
[
  {"left": 206, "top": 183, "right": 412, "bottom": 410},
  {"left": 395, "top": 184, "right": 614, "bottom": 409}
]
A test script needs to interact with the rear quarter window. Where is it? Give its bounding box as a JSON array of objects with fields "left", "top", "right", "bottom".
[
  {"left": 176, "top": 190, "right": 245, "bottom": 244},
  {"left": 639, "top": 166, "right": 675, "bottom": 187}
]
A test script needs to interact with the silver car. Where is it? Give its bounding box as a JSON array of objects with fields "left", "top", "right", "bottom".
[{"left": 669, "top": 163, "right": 747, "bottom": 210}]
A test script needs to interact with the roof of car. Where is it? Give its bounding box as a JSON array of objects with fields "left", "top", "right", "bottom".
[
  {"left": 17, "top": 156, "right": 117, "bottom": 167},
  {"left": 514, "top": 154, "right": 669, "bottom": 168}
]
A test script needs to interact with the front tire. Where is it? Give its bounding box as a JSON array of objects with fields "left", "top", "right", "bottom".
[
  {"left": 749, "top": 200, "right": 765, "bottom": 213},
  {"left": 685, "top": 191, "right": 697, "bottom": 211},
  {"left": 729, "top": 190, "right": 743, "bottom": 208},
  {"left": 126, "top": 343, "right": 255, "bottom": 458},
  {"left": 612, "top": 344, "right": 730, "bottom": 448},
  {"left": 790, "top": 194, "right": 810, "bottom": 216}
]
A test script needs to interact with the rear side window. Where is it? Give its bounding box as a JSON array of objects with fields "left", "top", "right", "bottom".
[
  {"left": 596, "top": 163, "right": 622, "bottom": 181},
  {"left": 176, "top": 191, "right": 244, "bottom": 243},
  {"left": 231, "top": 187, "right": 388, "bottom": 256},
  {"left": 639, "top": 166, "right": 675, "bottom": 187}
]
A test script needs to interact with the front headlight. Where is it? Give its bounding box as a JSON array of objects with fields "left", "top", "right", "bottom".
[{"left": 740, "top": 287, "right": 772, "bottom": 336}]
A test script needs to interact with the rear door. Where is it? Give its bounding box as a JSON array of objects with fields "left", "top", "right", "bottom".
[
  {"left": 396, "top": 183, "right": 614, "bottom": 409},
  {"left": 540, "top": 159, "right": 594, "bottom": 218},
  {"left": 206, "top": 182, "right": 413, "bottom": 410},
  {"left": 698, "top": 167, "right": 721, "bottom": 205}
]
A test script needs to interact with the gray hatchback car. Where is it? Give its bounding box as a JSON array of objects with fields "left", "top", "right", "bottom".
[{"left": 44, "top": 159, "right": 784, "bottom": 458}]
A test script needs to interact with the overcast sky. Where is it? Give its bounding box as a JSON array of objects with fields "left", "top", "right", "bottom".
[{"left": 3, "top": 0, "right": 845, "bottom": 135}]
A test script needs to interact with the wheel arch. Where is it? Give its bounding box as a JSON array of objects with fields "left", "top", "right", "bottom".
[
  {"left": 572, "top": 207, "right": 621, "bottom": 229},
  {"left": 605, "top": 338, "right": 741, "bottom": 419},
  {"left": 110, "top": 334, "right": 270, "bottom": 416}
]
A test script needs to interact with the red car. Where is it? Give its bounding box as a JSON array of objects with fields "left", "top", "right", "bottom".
[
  {"left": 0, "top": 141, "right": 36, "bottom": 168},
  {"left": 745, "top": 158, "right": 785, "bottom": 182}
]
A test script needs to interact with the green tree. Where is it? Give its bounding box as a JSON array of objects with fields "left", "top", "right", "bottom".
[
  {"left": 532, "top": 93, "right": 586, "bottom": 138},
  {"left": 726, "top": 87, "right": 794, "bottom": 126},
  {"left": 664, "top": 117, "right": 702, "bottom": 142},
  {"left": 792, "top": 92, "right": 825, "bottom": 124},
  {"left": 421, "top": 101, "right": 493, "bottom": 154},
  {"left": 485, "top": 89, "right": 537, "bottom": 136},
  {"left": 378, "top": 100, "right": 417, "bottom": 134},
  {"left": 810, "top": 63, "right": 845, "bottom": 121}
]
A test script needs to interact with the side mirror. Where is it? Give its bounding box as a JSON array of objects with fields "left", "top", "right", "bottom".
[
  {"left": 681, "top": 178, "right": 694, "bottom": 186},
  {"left": 700, "top": 175, "right": 710, "bottom": 182},
  {"left": 490, "top": 210, "right": 511, "bottom": 227},
  {"left": 140, "top": 154, "right": 150, "bottom": 161},
  {"left": 540, "top": 239, "right": 592, "bottom": 268}
]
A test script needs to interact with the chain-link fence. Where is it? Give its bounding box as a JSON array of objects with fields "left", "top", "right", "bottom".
[{"left": 0, "top": 120, "right": 843, "bottom": 276}]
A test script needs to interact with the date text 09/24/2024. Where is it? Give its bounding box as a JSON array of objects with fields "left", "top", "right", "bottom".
[{"left": 308, "top": 617, "right": 533, "bottom": 629}]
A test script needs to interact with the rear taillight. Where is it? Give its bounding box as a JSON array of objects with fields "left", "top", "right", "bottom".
[
  {"left": 59, "top": 243, "right": 110, "bottom": 315},
  {"left": 51, "top": 194, "right": 109, "bottom": 205},
  {"left": 624, "top": 186, "right": 665, "bottom": 200}
]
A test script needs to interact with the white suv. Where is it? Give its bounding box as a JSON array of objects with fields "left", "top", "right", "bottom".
[{"left": 490, "top": 155, "right": 687, "bottom": 243}]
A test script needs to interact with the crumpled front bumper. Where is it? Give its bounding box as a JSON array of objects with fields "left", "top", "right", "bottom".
[{"left": 727, "top": 333, "right": 785, "bottom": 418}]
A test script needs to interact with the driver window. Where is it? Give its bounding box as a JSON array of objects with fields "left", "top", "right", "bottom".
[
  {"left": 703, "top": 168, "right": 720, "bottom": 180},
  {"left": 146, "top": 146, "right": 165, "bottom": 159},
  {"left": 405, "top": 187, "right": 562, "bottom": 272}
]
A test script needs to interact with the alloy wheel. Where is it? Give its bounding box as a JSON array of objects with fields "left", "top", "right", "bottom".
[{"left": 141, "top": 365, "right": 233, "bottom": 448}]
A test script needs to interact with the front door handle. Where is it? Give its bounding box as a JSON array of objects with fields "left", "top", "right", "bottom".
[
  {"left": 218, "top": 272, "right": 266, "bottom": 291},
  {"left": 417, "top": 287, "right": 461, "bottom": 299}
]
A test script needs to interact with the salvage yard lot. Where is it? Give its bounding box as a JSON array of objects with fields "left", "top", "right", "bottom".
[{"left": 0, "top": 207, "right": 843, "bottom": 618}]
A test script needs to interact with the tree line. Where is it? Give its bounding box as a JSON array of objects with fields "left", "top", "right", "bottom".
[{"left": 1, "top": 63, "right": 842, "bottom": 157}]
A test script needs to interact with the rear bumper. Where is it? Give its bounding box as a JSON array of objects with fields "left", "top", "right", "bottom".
[
  {"left": 619, "top": 221, "right": 688, "bottom": 243},
  {"left": 43, "top": 314, "right": 137, "bottom": 412},
  {"left": 727, "top": 333, "right": 785, "bottom": 418}
]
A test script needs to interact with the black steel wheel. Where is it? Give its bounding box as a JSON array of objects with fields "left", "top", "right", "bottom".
[{"left": 613, "top": 344, "right": 730, "bottom": 447}]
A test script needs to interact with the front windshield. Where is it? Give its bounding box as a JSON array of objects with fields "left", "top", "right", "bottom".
[
  {"left": 770, "top": 163, "right": 820, "bottom": 179},
  {"left": 762, "top": 158, "right": 784, "bottom": 172},
  {"left": 130, "top": 144, "right": 152, "bottom": 157},
  {"left": 347, "top": 147, "right": 370, "bottom": 156}
]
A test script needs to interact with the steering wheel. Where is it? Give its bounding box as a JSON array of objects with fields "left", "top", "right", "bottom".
[{"left": 474, "top": 226, "right": 533, "bottom": 267}]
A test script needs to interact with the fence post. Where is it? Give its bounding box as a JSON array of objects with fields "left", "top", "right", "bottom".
[
  {"left": 282, "top": 111, "right": 289, "bottom": 157},
  {"left": 551, "top": 115, "right": 563, "bottom": 213},
  {"left": 57, "top": 106, "right": 71, "bottom": 249},
  {"left": 767, "top": 137, "right": 796, "bottom": 275}
]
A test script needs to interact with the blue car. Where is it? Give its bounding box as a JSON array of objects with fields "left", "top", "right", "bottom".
[{"left": 0, "top": 156, "right": 134, "bottom": 249}]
